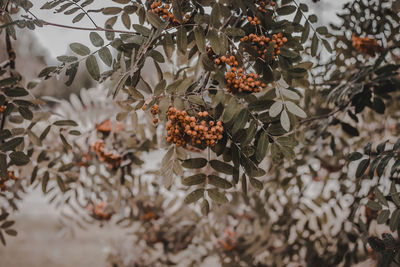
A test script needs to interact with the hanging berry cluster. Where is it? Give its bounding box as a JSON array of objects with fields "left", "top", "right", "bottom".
[
  {"left": 247, "top": 16, "right": 261, "bottom": 26},
  {"left": 351, "top": 33, "right": 382, "bottom": 57},
  {"left": 241, "top": 33, "right": 287, "bottom": 60},
  {"left": 0, "top": 171, "right": 18, "bottom": 192},
  {"left": 255, "top": 0, "right": 276, "bottom": 13},
  {"left": 206, "top": 47, "right": 239, "bottom": 67},
  {"left": 165, "top": 107, "right": 223, "bottom": 149},
  {"left": 150, "top": 1, "right": 190, "bottom": 27},
  {"left": 226, "top": 67, "right": 266, "bottom": 93},
  {"left": 92, "top": 140, "right": 122, "bottom": 169},
  {"left": 151, "top": 104, "right": 159, "bottom": 124},
  {"left": 87, "top": 202, "right": 113, "bottom": 221},
  {"left": 0, "top": 105, "right": 6, "bottom": 113}
]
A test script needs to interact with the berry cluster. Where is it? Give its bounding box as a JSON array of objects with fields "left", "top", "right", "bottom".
[
  {"left": 92, "top": 140, "right": 122, "bottom": 169},
  {"left": 241, "top": 33, "right": 287, "bottom": 60},
  {"left": 206, "top": 47, "right": 239, "bottom": 67},
  {"left": 0, "top": 105, "right": 6, "bottom": 113},
  {"left": 166, "top": 107, "right": 223, "bottom": 148},
  {"left": 0, "top": 171, "right": 18, "bottom": 192},
  {"left": 87, "top": 202, "right": 113, "bottom": 221},
  {"left": 255, "top": 0, "right": 275, "bottom": 13},
  {"left": 150, "top": 1, "right": 189, "bottom": 27},
  {"left": 351, "top": 33, "right": 382, "bottom": 56},
  {"left": 226, "top": 67, "right": 266, "bottom": 93},
  {"left": 217, "top": 228, "right": 236, "bottom": 252},
  {"left": 96, "top": 119, "right": 124, "bottom": 136},
  {"left": 247, "top": 16, "right": 261, "bottom": 26},
  {"left": 151, "top": 104, "right": 159, "bottom": 124}
]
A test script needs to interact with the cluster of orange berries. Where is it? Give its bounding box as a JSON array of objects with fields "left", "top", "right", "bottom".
[
  {"left": 255, "top": 0, "right": 275, "bottom": 13},
  {"left": 241, "top": 33, "right": 287, "bottom": 60},
  {"left": 151, "top": 104, "right": 159, "bottom": 124},
  {"left": 0, "top": 171, "right": 18, "bottom": 191},
  {"left": 226, "top": 67, "right": 265, "bottom": 93},
  {"left": 217, "top": 228, "right": 236, "bottom": 252},
  {"left": 96, "top": 119, "right": 124, "bottom": 136},
  {"left": 0, "top": 105, "right": 6, "bottom": 113},
  {"left": 351, "top": 33, "right": 382, "bottom": 57},
  {"left": 166, "top": 107, "right": 223, "bottom": 148},
  {"left": 92, "top": 140, "right": 122, "bottom": 169},
  {"left": 206, "top": 47, "right": 239, "bottom": 67},
  {"left": 150, "top": 1, "right": 190, "bottom": 27},
  {"left": 247, "top": 16, "right": 261, "bottom": 26},
  {"left": 87, "top": 202, "right": 113, "bottom": 221}
]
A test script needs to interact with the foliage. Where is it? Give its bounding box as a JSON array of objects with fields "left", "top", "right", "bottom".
[{"left": 0, "top": 0, "right": 399, "bottom": 266}]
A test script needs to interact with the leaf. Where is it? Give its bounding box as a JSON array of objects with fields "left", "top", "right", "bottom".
[
  {"left": 208, "top": 189, "right": 228, "bottom": 204},
  {"left": 256, "top": 131, "right": 269, "bottom": 162},
  {"left": 121, "top": 12, "right": 131, "bottom": 29},
  {"left": 280, "top": 109, "right": 290, "bottom": 132},
  {"left": 5, "top": 229, "right": 17, "bottom": 236},
  {"left": 132, "top": 24, "right": 151, "bottom": 36},
  {"left": 366, "top": 200, "right": 382, "bottom": 211},
  {"left": 9, "top": 151, "right": 30, "bottom": 166},
  {"left": 182, "top": 158, "right": 207, "bottom": 169},
  {"left": 72, "top": 13, "right": 85, "bottom": 23},
  {"left": 42, "top": 171, "right": 49, "bottom": 193},
  {"left": 341, "top": 122, "right": 359, "bottom": 137},
  {"left": 374, "top": 188, "right": 388, "bottom": 207},
  {"left": 356, "top": 158, "right": 370, "bottom": 178},
  {"left": 224, "top": 27, "right": 245, "bottom": 37},
  {"left": 194, "top": 26, "right": 206, "bottom": 52},
  {"left": 377, "top": 210, "right": 390, "bottom": 224},
  {"left": 53, "top": 120, "right": 78, "bottom": 127},
  {"left": 146, "top": 11, "right": 163, "bottom": 28},
  {"left": 102, "top": 7, "right": 122, "bottom": 15},
  {"left": 348, "top": 152, "right": 363, "bottom": 161},
  {"left": 56, "top": 55, "right": 78, "bottom": 63},
  {"left": 86, "top": 55, "right": 100, "bottom": 80},
  {"left": 0, "top": 154, "right": 7, "bottom": 179},
  {"left": 208, "top": 175, "right": 232, "bottom": 189},
  {"left": 286, "top": 101, "right": 306, "bottom": 118},
  {"left": 56, "top": 175, "right": 66, "bottom": 193},
  {"left": 177, "top": 27, "right": 187, "bottom": 54},
  {"left": 390, "top": 209, "right": 400, "bottom": 232},
  {"left": 311, "top": 33, "right": 319, "bottom": 57},
  {"left": 98, "top": 47, "right": 112, "bottom": 66},
  {"left": 18, "top": 106, "right": 33, "bottom": 120},
  {"left": 89, "top": 32, "right": 104, "bottom": 47},
  {"left": 276, "top": 5, "right": 296, "bottom": 15},
  {"left": 184, "top": 189, "right": 204, "bottom": 204},
  {"left": 232, "top": 109, "right": 249, "bottom": 135},
  {"left": 281, "top": 88, "right": 300, "bottom": 100},
  {"left": 27, "top": 130, "right": 42, "bottom": 146},
  {"left": 377, "top": 155, "right": 392, "bottom": 177},
  {"left": 222, "top": 98, "right": 239, "bottom": 123},
  {"left": 269, "top": 100, "right": 283, "bottom": 117},
  {"left": 201, "top": 199, "right": 209, "bottom": 215},
  {"left": 209, "top": 160, "right": 234, "bottom": 175},
  {"left": 1, "top": 221, "right": 14, "bottom": 228},
  {"left": 0, "top": 137, "right": 23, "bottom": 151},
  {"left": 322, "top": 39, "right": 332, "bottom": 53},
  {"left": 249, "top": 178, "right": 263, "bottom": 190},
  {"left": 182, "top": 174, "right": 206, "bottom": 186},
  {"left": 70, "top": 43, "right": 90, "bottom": 56}
]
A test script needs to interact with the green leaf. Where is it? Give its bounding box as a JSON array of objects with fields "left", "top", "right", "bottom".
[
  {"left": 276, "top": 5, "right": 296, "bottom": 15},
  {"left": 53, "top": 120, "right": 78, "bottom": 127},
  {"left": 56, "top": 55, "right": 78, "bottom": 63},
  {"left": 208, "top": 189, "right": 228, "bottom": 204},
  {"left": 269, "top": 101, "right": 283, "bottom": 117},
  {"left": 146, "top": 11, "right": 163, "bottom": 28},
  {"left": 177, "top": 27, "right": 187, "bottom": 54},
  {"left": 367, "top": 200, "right": 382, "bottom": 211},
  {"left": 341, "top": 122, "right": 359, "bottom": 136},
  {"left": 249, "top": 178, "right": 263, "bottom": 190},
  {"left": 102, "top": 7, "right": 122, "bottom": 15},
  {"left": 18, "top": 106, "right": 33, "bottom": 120},
  {"left": 56, "top": 175, "right": 66, "bottom": 192},
  {"left": 390, "top": 209, "right": 400, "bottom": 232},
  {"left": 377, "top": 210, "right": 390, "bottom": 224},
  {"left": 374, "top": 188, "right": 388, "bottom": 207},
  {"left": 286, "top": 101, "right": 306, "bottom": 118},
  {"left": 322, "top": 39, "right": 332, "bottom": 53},
  {"left": 201, "top": 199, "right": 209, "bottom": 215},
  {"left": 9, "top": 151, "right": 30, "bottom": 166},
  {"left": 210, "top": 160, "right": 234, "bottom": 175},
  {"left": 208, "top": 175, "right": 232, "bottom": 189},
  {"left": 132, "top": 24, "right": 151, "bottom": 36},
  {"left": 356, "top": 158, "right": 370, "bottom": 178},
  {"left": 182, "top": 158, "right": 207, "bottom": 169},
  {"left": 70, "top": 43, "right": 90, "bottom": 56},
  {"left": 121, "top": 12, "right": 131, "bottom": 29},
  {"left": 4, "top": 229, "right": 17, "bottom": 236},
  {"left": 223, "top": 98, "right": 239, "bottom": 123},
  {"left": 1, "top": 221, "right": 14, "bottom": 228},
  {"left": 89, "top": 32, "right": 104, "bottom": 47},
  {"left": 280, "top": 109, "right": 290, "bottom": 132},
  {"left": 42, "top": 171, "right": 49, "bottom": 193},
  {"left": 184, "top": 189, "right": 204, "bottom": 204},
  {"left": 225, "top": 27, "right": 245, "bottom": 37},
  {"left": 194, "top": 26, "right": 206, "bottom": 52},
  {"left": 0, "top": 154, "right": 7, "bottom": 179},
  {"left": 182, "top": 174, "right": 206, "bottom": 186},
  {"left": 86, "top": 55, "right": 100, "bottom": 80},
  {"left": 348, "top": 152, "right": 363, "bottom": 161},
  {"left": 0, "top": 137, "right": 23, "bottom": 152},
  {"left": 98, "top": 47, "right": 112, "bottom": 67},
  {"left": 232, "top": 109, "right": 249, "bottom": 135},
  {"left": 256, "top": 131, "right": 269, "bottom": 162},
  {"left": 311, "top": 33, "right": 318, "bottom": 57},
  {"left": 72, "top": 13, "right": 85, "bottom": 23}
]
